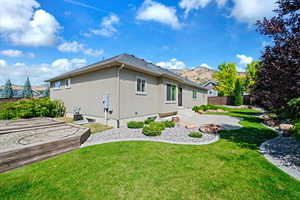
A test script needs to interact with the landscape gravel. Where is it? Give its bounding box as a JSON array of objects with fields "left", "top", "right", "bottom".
[{"left": 81, "top": 125, "right": 219, "bottom": 147}]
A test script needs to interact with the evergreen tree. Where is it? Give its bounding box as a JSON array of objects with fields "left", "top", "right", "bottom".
[
  {"left": 233, "top": 78, "right": 243, "bottom": 106},
  {"left": 22, "top": 77, "right": 33, "bottom": 98},
  {"left": 245, "top": 61, "right": 260, "bottom": 93},
  {"left": 42, "top": 86, "right": 50, "bottom": 97},
  {"left": 1, "top": 79, "right": 14, "bottom": 98}
]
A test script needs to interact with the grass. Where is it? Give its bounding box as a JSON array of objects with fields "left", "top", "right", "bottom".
[
  {"left": 55, "top": 117, "right": 74, "bottom": 123},
  {"left": 1, "top": 108, "right": 300, "bottom": 199},
  {"left": 82, "top": 123, "right": 112, "bottom": 134}
]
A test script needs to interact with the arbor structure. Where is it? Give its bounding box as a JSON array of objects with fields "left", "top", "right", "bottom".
[
  {"left": 1, "top": 80, "right": 13, "bottom": 98},
  {"left": 213, "top": 62, "right": 238, "bottom": 96},
  {"left": 254, "top": 0, "right": 300, "bottom": 110},
  {"left": 22, "top": 77, "right": 33, "bottom": 98}
]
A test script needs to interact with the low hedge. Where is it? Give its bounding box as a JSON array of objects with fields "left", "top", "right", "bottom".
[
  {"left": 192, "top": 104, "right": 226, "bottom": 112},
  {"left": 0, "top": 98, "right": 65, "bottom": 120},
  {"left": 127, "top": 121, "right": 144, "bottom": 129},
  {"left": 188, "top": 132, "right": 203, "bottom": 138}
]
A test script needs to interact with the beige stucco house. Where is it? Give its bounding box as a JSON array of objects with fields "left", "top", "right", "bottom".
[{"left": 47, "top": 54, "right": 208, "bottom": 127}]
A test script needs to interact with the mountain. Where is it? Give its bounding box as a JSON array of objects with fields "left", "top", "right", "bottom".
[
  {"left": 174, "top": 66, "right": 246, "bottom": 84},
  {"left": 0, "top": 84, "right": 46, "bottom": 92}
]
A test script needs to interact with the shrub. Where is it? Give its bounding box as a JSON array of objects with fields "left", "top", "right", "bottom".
[
  {"left": 164, "top": 120, "right": 175, "bottom": 128},
  {"left": 142, "top": 122, "right": 166, "bottom": 136},
  {"left": 287, "top": 97, "right": 300, "bottom": 118},
  {"left": 144, "top": 116, "right": 157, "bottom": 124},
  {"left": 233, "top": 78, "right": 243, "bottom": 106},
  {"left": 142, "top": 125, "right": 163, "bottom": 136},
  {"left": 0, "top": 98, "right": 65, "bottom": 120},
  {"left": 188, "top": 132, "right": 203, "bottom": 138},
  {"left": 293, "top": 122, "right": 300, "bottom": 140},
  {"left": 149, "top": 122, "right": 166, "bottom": 131},
  {"left": 127, "top": 121, "right": 144, "bottom": 129}
]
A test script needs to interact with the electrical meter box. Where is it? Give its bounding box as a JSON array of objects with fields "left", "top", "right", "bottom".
[{"left": 102, "top": 94, "right": 109, "bottom": 109}]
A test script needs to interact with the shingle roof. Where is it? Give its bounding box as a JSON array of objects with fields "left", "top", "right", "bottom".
[{"left": 46, "top": 53, "right": 207, "bottom": 90}]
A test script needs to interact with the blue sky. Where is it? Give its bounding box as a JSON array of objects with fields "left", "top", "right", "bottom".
[{"left": 0, "top": 0, "right": 277, "bottom": 85}]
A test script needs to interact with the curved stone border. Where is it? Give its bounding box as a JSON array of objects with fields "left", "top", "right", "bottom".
[
  {"left": 260, "top": 123, "right": 300, "bottom": 181},
  {"left": 81, "top": 134, "right": 220, "bottom": 148}
]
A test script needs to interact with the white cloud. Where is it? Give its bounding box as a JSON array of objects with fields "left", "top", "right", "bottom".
[
  {"left": 136, "top": 0, "right": 181, "bottom": 29},
  {"left": 57, "top": 41, "right": 103, "bottom": 57},
  {"left": 179, "top": 0, "right": 276, "bottom": 24},
  {"left": 231, "top": 0, "right": 277, "bottom": 24},
  {"left": 0, "top": 0, "right": 61, "bottom": 46},
  {"left": 179, "top": 0, "right": 228, "bottom": 17},
  {"left": 236, "top": 54, "right": 253, "bottom": 65},
  {"left": 91, "top": 14, "right": 120, "bottom": 37},
  {"left": 156, "top": 58, "right": 186, "bottom": 69},
  {"left": 236, "top": 54, "right": 253, "bottom": 72},
  {"left": 0, "top": 58, "right": 87, "bottom": 85},
  {"left": 0, "top": 49, "right": 35, "bottom": 58},
  {"left": 199, "top": 63, "right": 212, "bottom": 69}
]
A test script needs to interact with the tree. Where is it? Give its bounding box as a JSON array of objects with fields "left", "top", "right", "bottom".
[
  {"left": 233, "top": 78, "right": 243, "bottom": 106},
  {"left": 22, "top": 77, "right": 33, "bottom": 98},
  {"left": 253, "top": 0, "right": 300, "bottom": 111},
  {"left": 1, "top": 80, "right": 13, "bottom": 98},
  {"left": 213, "top": 62, "right": 238, "bottom": 96},
  {"left": 245, "top": 61, "right": 260, "bottom": 92},
  {"left": 42, "top": 86, "right": 50, "bottom": 97}
]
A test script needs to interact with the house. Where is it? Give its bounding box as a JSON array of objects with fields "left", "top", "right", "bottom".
[
  {"left": 47, "top": 54, "right": 208, "bottom": 127},
  {"left": 201, "top": 80, "right": 218, "bottom": 97}
]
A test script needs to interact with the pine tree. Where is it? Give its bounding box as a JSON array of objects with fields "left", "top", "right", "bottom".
[
  {"left": 42, "top": 86, "right": 50, "bottom": 97},
  {"left": 1, "top": 80, "right": 14, "bottom": 98},
  {"left": 22, "top": 77, "right": 33, "bottom": 98},
  {"left": 233, "top": 78, "right": 243, "bottom": 106}
]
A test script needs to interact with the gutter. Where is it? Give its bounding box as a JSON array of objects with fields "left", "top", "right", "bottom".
[{"left": 116, "top": 64, "right": 125, "bottom": 128}]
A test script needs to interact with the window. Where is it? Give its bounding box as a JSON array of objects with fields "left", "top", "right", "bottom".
[
  {"left": 193, "top": 90, "right": 197, "bottom": 99},
  {"left": 65, "top": 78, "right": 71, "bottom": 88},
  {"left": 166, "top": 84, "right": 176, "bottom": 101},
  {"left": 136, "top": 77, "right": 146, "bottom": 94},
  {"left": 54, "top": 81, "right": 61, "bottom": 89}
]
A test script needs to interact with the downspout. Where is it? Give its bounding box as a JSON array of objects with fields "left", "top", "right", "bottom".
[{"left": 117, "top": 64, "right": 125, "bottom": 128}]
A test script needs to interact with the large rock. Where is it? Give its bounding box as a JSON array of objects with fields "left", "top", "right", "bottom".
[
  {"left": 197, "top": 110, "right": 205, "bottom": 114},
  {"left": 264, "top": 119, "right": 280, "bottom": 127},
  {"left": 172, "top": 117, "right": 180, "bottom": 123},
  {"left": 279, "top": 124, "right": 294, "bottom": 131},
  {"left": 185, "top": 124, "right": 197, "bottom": 129},
  {"left": 200, "top": 124, "right": 222, "bottom": 134}
]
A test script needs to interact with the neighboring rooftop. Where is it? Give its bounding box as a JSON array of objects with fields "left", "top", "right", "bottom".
[{"left": 46, "top": 53, "right": 207, "bottom": 90}]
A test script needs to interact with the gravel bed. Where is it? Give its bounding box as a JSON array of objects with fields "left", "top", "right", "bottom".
[
  {"left": 81, "top": 125, "right": 219, "bottom": 147},
  {"left": 261, "top": 134, "right": 300, "bottom": 181}
]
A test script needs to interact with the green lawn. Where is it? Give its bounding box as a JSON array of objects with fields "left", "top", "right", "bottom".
[
  {"left": 82, "top": 123, "right": 112, "bottom": 134},
  {"left": 1, "top": 108, "right": 300, "bottom": 200}
]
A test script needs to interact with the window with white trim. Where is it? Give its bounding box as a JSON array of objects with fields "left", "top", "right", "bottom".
[
  {"left": 136, "top": 77, "right": 146, "bottom": 94},
  {"left": 54, "top": 81, "right": 61, "bottom": 89},
  {"left": 166, "top": 84, "right": 176, "bottom": 101},
  {"left": 65, "top": 78, "right": 71, "bottom": 88},
  {"left": 192, "top": 90, "right": 197, "bottom": 99}
]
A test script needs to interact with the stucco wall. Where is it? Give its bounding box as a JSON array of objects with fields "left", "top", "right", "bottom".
[
  {"left": 50, "top": 67, "right": 118, "bottom": 120},
  {"left": 119, "top": 68, "right": 160, "bottom": 119}
]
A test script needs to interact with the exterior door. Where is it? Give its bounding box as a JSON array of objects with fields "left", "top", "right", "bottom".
[{"left": 178, "top": 87, "right": 183, "bottom": 107}]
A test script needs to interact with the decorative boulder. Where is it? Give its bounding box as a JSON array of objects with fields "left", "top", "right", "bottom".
[
  {"left": 282, "top": 129, "right": 294, "bottom": 137},
  {"left": 279, "top": 124, "right": 294, "bottom": 131},
  {"left": 197, "top": 110, "right": 205, "bottom": 114},
  {"left": 172, "top": 117, "right": 180, "bottom": 123},
  {"left": 200, "top": 124, "right": 222, "bottom": 134},
  {"left": 185, "top": 124, "right": 197, "bottom": 129},
  {"left": 264, "top": 119, "right": 280, "bottom": 127}
]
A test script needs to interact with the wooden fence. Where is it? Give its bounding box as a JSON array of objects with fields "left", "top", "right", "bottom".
[{"left": 208, "top": 95, "right": 252, "bottom": 105}]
